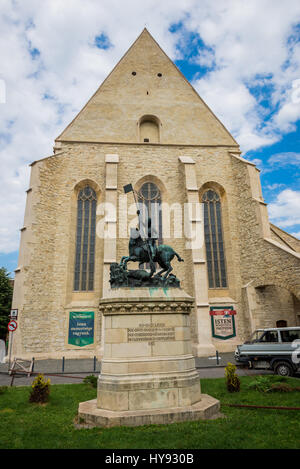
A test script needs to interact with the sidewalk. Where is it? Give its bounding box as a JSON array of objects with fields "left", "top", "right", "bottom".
[
  {"left": 0, "top": 352, "right": 235, "bottom": 375},
  {"left": 0, "top": 357, "right": 100, "bottom": 374},
  {"left": 195, "top": 352, "right": 236, "bottom": 368},
  {"left": 0, "top": 352, "right": 253, "bottom": 387},
  {"left": 0, "top": 357, "right": 101, "bottom": 386}
]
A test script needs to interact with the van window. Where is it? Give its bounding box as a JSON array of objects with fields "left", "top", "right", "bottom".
[
  {"left": 259, "top": 331, "right": 278, "bottom": 343},
  {"left": 280, "top": 330, "right": 300, "bottom": 342}
]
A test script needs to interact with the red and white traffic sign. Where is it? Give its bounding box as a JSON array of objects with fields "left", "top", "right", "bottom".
[{"left": 8, "top": 320, "right": 18, "bottom": 332}]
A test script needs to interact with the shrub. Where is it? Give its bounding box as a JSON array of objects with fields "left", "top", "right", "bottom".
[
  {"left": 29, "top": 374, "right": 51, "bottom": 404},
  {"left": 225, "top": 362, "right": 240, "bottom": 393},
  {"left": 83, "top": 374, "right": 97, "bottom": 388},
  {"left": 247, "top": 375, "right": 273, "bottom": 393},
  {"left": 247, "top": 375, "right": 288, "bottom": 393}
]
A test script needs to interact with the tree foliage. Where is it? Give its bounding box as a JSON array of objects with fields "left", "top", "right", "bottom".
[{"left": 0, "top": 267, "right": 13, "bottom": 340}]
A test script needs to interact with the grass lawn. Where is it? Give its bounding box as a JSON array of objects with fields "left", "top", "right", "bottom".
[{"left": 0, "top": 375, "right": 300, "bottom": 449}]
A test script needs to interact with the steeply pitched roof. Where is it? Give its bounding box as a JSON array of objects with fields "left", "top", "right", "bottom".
[{"left": 56, "top": 28, "right": 238, "bottom": 147}]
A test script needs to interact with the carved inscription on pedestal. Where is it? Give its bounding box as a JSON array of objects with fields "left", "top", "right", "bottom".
[{"left": 128, "top": 323, "right": 175, "bottom": 345}]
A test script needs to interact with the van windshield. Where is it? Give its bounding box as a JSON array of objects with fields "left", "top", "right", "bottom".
[
  {"left": 249, "top": 330, "right": 265, "bottom": 342},
  {"left": 249, "top": 330, "right": 278, "bottom": 343}
]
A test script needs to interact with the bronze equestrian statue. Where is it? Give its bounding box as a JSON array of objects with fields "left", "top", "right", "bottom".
[
  {"left": 120, "top": 218, "right": 184, "bottom": 280},
  {"left": 109, "top": 184, "right": 184, "bottom": 288}
]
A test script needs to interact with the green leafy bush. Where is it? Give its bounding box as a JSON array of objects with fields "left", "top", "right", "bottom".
[
  {"left": 247, "top": 375, "right": 273, "bottom": 393},
  {"left": 29, "top": 374, "right": 51, "bottom": 403},
  {"left": 247, "top": 375, "right": 289, "bottom": 393},
  {"left": 225, "top": 362, "right": 240, "bottom": 393},
  {"left": 83, "top": 374, "right": 97, "bottom": 388}
]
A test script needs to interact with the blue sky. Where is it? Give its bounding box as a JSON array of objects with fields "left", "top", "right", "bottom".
[{"left": 0, "top": 0, "right": 300, "bottom": 277}]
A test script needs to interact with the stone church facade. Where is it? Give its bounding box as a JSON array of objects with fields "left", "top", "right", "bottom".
[{"left": 11, "top": 29, "right": 300, "bottom": 359}]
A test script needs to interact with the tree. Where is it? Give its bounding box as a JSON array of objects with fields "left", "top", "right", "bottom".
[{"left": 0, "top": 267, "right": 13, "bottom": 341}]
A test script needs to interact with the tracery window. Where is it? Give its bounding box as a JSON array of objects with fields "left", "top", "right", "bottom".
[
  {"left": 202, "top": 189, "right": 227, "bottom": 288},
  {"left": 138, "top": 182, "right": 162, "bottom": 244},
  {"left": 74, "top": 186, "right": 97, "bottom": 291}
]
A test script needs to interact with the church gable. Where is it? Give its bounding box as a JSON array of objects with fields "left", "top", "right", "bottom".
[{"left": 56, "top": 29, "right": 237, "bottom": 147}]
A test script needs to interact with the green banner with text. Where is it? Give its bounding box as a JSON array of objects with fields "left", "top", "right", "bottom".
[{"left": 68, "top": 311, "right": 94, "bottom": 347}]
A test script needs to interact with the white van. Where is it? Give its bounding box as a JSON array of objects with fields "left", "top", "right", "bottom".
[{"left": 234, "top": 327, "right": 300, "bottom": 376}]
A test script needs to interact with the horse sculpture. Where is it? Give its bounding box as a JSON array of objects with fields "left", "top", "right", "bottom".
[{"left": 120, "top": 228, "right": 184, "bottom": 280}]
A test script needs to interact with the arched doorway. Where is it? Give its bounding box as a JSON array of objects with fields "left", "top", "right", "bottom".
[
  {"left": 253, "top": 284, "right": 300, "bottom": 329},
  {"left": 276, "top": 320, "right": 288, "bottom": 327}
]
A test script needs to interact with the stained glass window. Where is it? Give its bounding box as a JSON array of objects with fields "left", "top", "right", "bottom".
[
  {"left": 202, "top": 190, "right": 227, "bottom": 288},
  {"left": 74, "top": 186, "right": 97, "bottom": 291}
]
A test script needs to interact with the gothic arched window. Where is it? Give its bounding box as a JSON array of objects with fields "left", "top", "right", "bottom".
[
  {"left": 202, "top": 189, "right": 227, "bottom": 288},
  {"left": 138, "top": 182, "right": 162, "bottom": 244},
  {"left": 74, "top": 186, "right": 97, "bottom": 291}
]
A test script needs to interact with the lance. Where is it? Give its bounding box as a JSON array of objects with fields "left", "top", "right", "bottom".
[{"left": 123, "top": 183, "right": 155, "bottom": 272}]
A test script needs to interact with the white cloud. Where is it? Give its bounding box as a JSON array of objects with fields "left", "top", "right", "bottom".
[
  {"left": 266, "top": 183, "right": 286, "bottom": 191},
  {"left": 268, "top": 152, "right": 300, "bottom": 167},
  {"left": 268, "top": 189, "right": 300, "bottom": 229},
  {"left": 273, "top": 78, "right": 300, "bottom": 133},
  {"left": 0, "top": 0, "right": 193, "bottom": 254},
  {"left": 249, "top": 158, "right": 264, "bottom": 169},
  {"left": 193, "top": 69, "right": 279, "bottom": 151},
  {"left": 186, "top": 0, "right": 300, "bottom": 152},
  {"left": 0, "top": 0, "right": 300, "bottom": 255}
]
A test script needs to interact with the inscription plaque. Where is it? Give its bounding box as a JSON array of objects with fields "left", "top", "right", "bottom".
[{"left": 128, "top": 323, "right": 175, "bottom": 344}]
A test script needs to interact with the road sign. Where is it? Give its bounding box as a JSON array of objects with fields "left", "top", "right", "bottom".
[
  {"left": 8, "top": 320, "right": 18, "bottom": 332},
  {"left": 10, "top": 309, "right": 18, "bottom": 319}
]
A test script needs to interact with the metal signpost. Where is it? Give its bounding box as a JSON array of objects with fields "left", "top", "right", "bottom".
[{"left": 8, "top": 318, "right": 18, "bottom": 370}]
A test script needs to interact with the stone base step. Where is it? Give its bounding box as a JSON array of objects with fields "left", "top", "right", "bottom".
[{"left": 77, "top": 394, "right": 221, "bottom": 428}]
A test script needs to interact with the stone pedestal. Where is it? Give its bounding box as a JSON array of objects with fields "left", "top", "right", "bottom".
[{"left": 78, "top": 288, "right": 220, "bottom": 427}]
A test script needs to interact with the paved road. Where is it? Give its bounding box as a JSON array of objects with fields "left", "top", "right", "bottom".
[
  {"left": 0, "top": 371, "right": 97, "bottom": 386},
  {"left": 0, "top": 365, "right": 273, "bottom": 387},
  {"left": 0, "top": 352, "right": 297, "bottom": 386},
  {"left": 0, "top": 369, "right": 273, "bottom": 387}
]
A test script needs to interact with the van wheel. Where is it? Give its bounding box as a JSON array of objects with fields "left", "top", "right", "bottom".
[{"left": 274, "top": 361, "right": 293, "bottom": 377}]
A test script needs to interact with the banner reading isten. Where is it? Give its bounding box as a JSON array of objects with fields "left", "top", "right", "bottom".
[
  {"left": 68, "top": 311, "right": 94, "bottom": 347},
  {"left": 210, "top": 306, "right": 236, "bottom": 340}
]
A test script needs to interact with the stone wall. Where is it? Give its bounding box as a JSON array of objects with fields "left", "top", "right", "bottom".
[
  {"left": 11, "top": 144, "right": 300, "bottom": 358},
  {"left": 253, "top": 285, "right": 298, "bottom": 329}
]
